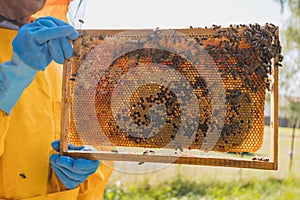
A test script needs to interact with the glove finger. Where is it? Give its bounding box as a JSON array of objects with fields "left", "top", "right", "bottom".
[
  {"left": 21, "top": 18, "right": 57, "bottom": 31},
  {"left": 48, "top": 39, "right": 65, "bottom": 64},
  {"left": 33, "top": 25, "right": 78, "bottom": 44},
  {"left": 68, "top": 142, "right": 85, "bottom": 151},
  {"left": 65, "top": 29, "right": 79, "bottom": 41},
  {"left": 50, "top": 155, "right": 81, "bottom": 189},
  {"left": 55, "top": 155, "right": 98, "bottom": 172},
  {"left": 51, "top": 165, "right": 80, "bottom": 189},
  {"left": 50, "top": 153, "right": 60, "bottom": 162},
  {"left": 37, "top": 16, "right": 69, "bottom": 27},
  {"left": 52, "top": 140, "right": 60, "bottom": 152},
  {"left": 50, "top": 155, "right": 89, "bottom": 180},
  {"left": 36, "top": 18, "right": 58, "bottom": 28},
  {"left": 73, "top": 158, "right": 100, "bottom": 171},
  {"left": 59, "top": 37, "right": 74, "bottom": 59},
  {"left": 36, "top": 17, "right": 79, "bottom": 40},
  {"left": 52, "top": 140, "right": 84, "bottom": 152}
]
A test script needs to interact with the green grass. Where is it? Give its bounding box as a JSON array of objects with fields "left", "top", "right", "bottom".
[
  {"left": 104, "top": 126, "right": 300, "bottom": 199},
  {"left": 104, "top": 177, "right": 300, "bottom": 200}
]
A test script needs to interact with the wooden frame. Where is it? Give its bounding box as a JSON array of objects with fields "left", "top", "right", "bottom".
[{"left": 60, "top": 25, "right": 280, "bottom": 170}]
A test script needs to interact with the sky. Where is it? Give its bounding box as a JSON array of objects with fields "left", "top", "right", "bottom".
[
  {"left": 71, "top": 0, "right": 295, "bottom": 96},
  {"left": 81, "top": 0, "right": 289, "bottom": 29}
]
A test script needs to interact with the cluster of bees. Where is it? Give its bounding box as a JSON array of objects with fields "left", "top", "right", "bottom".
[{"left": 69, "top": 23, "right": 282, "bottom": 153}]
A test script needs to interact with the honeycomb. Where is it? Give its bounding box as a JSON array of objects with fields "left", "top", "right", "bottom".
[{"left": 64, "top": 23, "right": 282, "bottom": 153}]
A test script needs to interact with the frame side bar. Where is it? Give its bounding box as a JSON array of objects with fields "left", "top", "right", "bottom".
[
  {"left": 270, "top": 28, "right": 279, "bottom": 170},
  {"left": 60, "top": 61, "right": 71, "bottom": 155}
]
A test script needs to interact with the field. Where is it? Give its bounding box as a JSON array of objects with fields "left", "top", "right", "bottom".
[
  {"left": 104, "top": 177, "right": 300, "bottom": 200},
  {"left": 103, "top": 126, "right": 300, "bottom": 199}
]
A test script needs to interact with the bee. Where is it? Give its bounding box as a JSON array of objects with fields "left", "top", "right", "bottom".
[
  {"left": 231, "top": 27, "right": 239, "bottom": 33},
  {"left": 193, "top": 37, "right": 203, "bottom": 46},
  {"left": 251, "top": 87, "right": 258, "bottom": 93},
  {"left": 98, "top": 35, "right": 105, "bottom": 40},
  {"left": 252, "top": 156, "right": 263, "bottom": 161},
  {"left": 78, "top": 19, "right": 84, "bottom": 24},
  {"left": 138, "top": 162, "right": 145, "bottom": 165},
  {"left": 19, "top": 173, "right": 26, "bottom": 179},
  {"left": 111, "top": 149, "right": 119, "bottom": 153},
  {"left": 175, "top": 147, "right": 183, "bottom": 152},
  {"left": 143, "top": 150, "right": 155, "bottom": 155},
  {"left": 81, "top": 38, "right": 88, "bottom": 48},
  {"left": 262, "top": 157, "right": 269, "bottom": 162},
  {"left": 212, "top": 24, "right": 221, "bottom": 30},
  {"left": 217, "top": 30, "right": 226, "bottom": 34},
  {"left": 243, "top": 93, "right": 252, "bottom": 103},
  {"left": 275, "top": 62, "right": 282, "bottom": 67},
  {"left": 194, "top": 36, "right": 200, "bottom": 43},
  {"left": 226, "top": 31, "right": 232, "bottom": 38},
  {"left": 278, "top": 55, "right": 284, "bottom": 62},
  {"left": 172, "top": 30, "right": 177, "bottom": 45},
  {"left": 143, "top": 150, "right": 149, "bottom": 155}
]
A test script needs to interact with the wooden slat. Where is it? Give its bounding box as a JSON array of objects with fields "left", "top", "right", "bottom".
[
  {"left": 77, "top": 27, "right": 247, "bottom": 37},
  {"left": 64, "top": 150, "right": 276, "bottom": 170},
  {"left": 270, "top": 28, "right": 279, "bottom": 169},
  {"left": 60, "top": 61, "right": 71, "bottom": 154}
]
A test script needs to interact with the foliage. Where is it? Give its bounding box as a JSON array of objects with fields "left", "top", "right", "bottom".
[
  {"left": 275, "top": 0, "right": 300, "bottom": 97},
  {"left": 273, "top": 0, "right": 300, "bottom": 125},
  {"left": 104, "top": 177, "right": 300, "bottom": 200},
  {"left": 284, "top": 96, "right": 300, "bottom": 125}
]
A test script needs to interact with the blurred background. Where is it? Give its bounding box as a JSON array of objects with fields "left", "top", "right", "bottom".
[{"left": 77, "top": 0, "right": 300, "bottom": 199}]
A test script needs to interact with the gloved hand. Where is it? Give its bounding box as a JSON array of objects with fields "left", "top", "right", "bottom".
[
  {"left": 50, "top": 140, "right": 100, "bottom": 189},
  {"left": 0, "top": 17, "right": 79, "bottom": 114},
  {"left": 13, "top": 16, "right": 79, "bottom": 70}
]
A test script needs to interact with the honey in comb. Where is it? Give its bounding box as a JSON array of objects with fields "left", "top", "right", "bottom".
[
  {"left": 68, "top": 23, "right": 282, "bottom": 152},
  {"left": 94, "top": 49, "right": 212, "bottom": 149}
]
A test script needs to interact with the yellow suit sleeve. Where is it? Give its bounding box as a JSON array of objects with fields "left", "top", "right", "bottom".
[
  {"left": 0, "top": 110, "right": 10, "bottom": 157},
  {"left": 0, "top": 29, "right": 14, "bottom": 158}
]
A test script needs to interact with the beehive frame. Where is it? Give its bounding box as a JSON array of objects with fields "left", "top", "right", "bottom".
[{"left": 60, "top": 24, "right": 281, "bottom": 170}]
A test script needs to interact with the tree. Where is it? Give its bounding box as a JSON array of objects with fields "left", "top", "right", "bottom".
[
  {"left": 275, "top": 1, "right": 300, "bottom": 173},
  {"left": 275, "top": 0, "right": 300, "bottom": 97}
]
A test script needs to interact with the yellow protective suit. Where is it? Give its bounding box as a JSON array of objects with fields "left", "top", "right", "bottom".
[
  {"left": 0, "top": 23, "right": 112, "bottom": 200},
  {"left": 32, "top": 0, "right": 71, "bottom": 22}
]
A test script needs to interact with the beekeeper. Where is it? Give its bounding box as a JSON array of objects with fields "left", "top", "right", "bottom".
[{"left": 0, "top": 0, "right": 112, "bottom": 199}]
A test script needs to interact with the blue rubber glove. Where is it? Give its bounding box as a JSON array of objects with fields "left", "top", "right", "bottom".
[
  {"left": 13, "top": 16, "right": 79, "bottom": 70},
  {"left": 50, "top": 140, "right": 100, "bottom": 189},
  {"left": 0, "top": 17, "right": 79, "bottom": 114}
]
